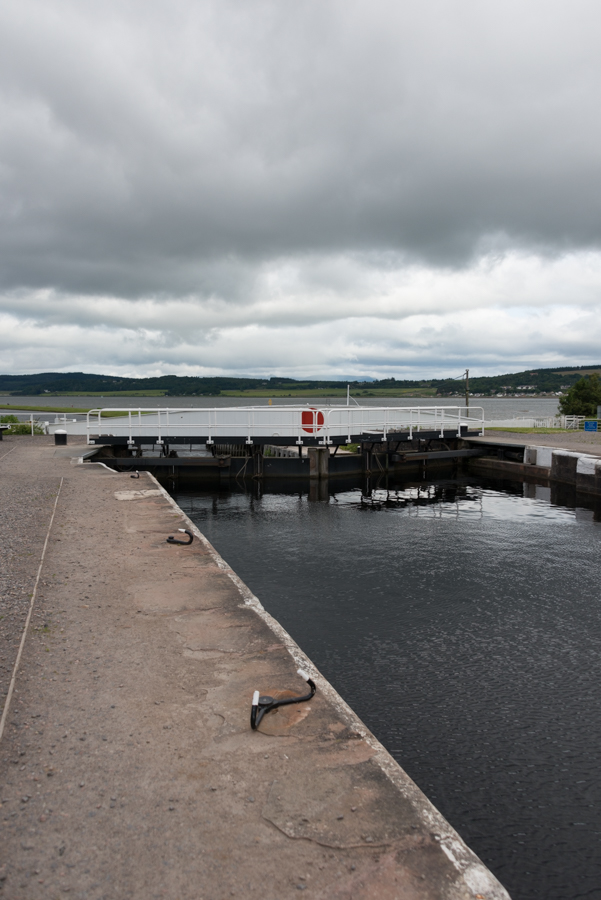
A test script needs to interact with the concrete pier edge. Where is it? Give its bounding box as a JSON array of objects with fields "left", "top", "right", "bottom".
[
  {"left": 0, "top": 439, "right": 512, "bottom": 899},
  {"left": 465, "top": 434, "right": 601, "bottom": 495},
  {"left": 148, "top": 472, "right": 510, "bottom": 899}
]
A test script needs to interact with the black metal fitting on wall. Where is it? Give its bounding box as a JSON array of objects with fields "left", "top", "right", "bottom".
[
  {"left": 167, "top": 528, "right": 194, "bottom": 545},
  {"left": 250, "top": 669, "right": 316, "bottom": 730}
]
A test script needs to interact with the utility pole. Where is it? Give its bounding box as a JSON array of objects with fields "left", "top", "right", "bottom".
[{"left": 464, "top": 369, "right": 469, "bottom": 411}]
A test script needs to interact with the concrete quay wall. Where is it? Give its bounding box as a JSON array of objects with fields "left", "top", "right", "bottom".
[
  {"left": 466, "top": 437, "right": 601, "bottom": 497},
  {"left": 0, "top": 439, "right": 510, "bottom": 900}
]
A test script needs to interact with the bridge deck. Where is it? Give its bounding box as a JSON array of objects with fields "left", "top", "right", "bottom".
[{"left": 52, "top": 405, "right": 486, "bottom": 444}]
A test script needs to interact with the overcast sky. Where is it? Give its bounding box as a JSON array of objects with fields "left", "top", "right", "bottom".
[{"left": 2, "top": 0, "right": 601, "bottom": 380}]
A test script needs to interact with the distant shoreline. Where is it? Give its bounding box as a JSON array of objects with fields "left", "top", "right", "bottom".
[{"left": 1, "top": 390, "right": 562, "bottom": 401}]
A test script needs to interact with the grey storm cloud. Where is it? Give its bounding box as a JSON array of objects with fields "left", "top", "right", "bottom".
[
  {"left": 1, "top": 0, "right": 601, "bottom": 298},
  {"left": 2, "top": 0, "right": 601, "bottom": 378}
]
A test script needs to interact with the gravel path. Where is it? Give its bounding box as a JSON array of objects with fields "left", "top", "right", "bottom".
[{"left": 0, "top": 436, "right": 61, "bottom": 710}]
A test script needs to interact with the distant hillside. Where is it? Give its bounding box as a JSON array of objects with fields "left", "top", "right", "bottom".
[{"left": 0, "top": 366, "right": 598, "bottom": 397}]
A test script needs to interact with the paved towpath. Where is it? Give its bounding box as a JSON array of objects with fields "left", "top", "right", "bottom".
[
  {"left": 0, "top": 437, "right": 60, "bottom": 708},
  {"left": 472, "top": 430, "right": 601, "bottom": 456},
  {"left": 0, "top": 438, "right": 509, "bottom": 899}
]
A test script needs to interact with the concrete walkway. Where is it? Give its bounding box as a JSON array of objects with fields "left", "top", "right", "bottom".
[
  {"left": 475, "top": 430, "right": 601, "bottom": 456},
  {"left": 0, "top": 438, "right": 509, "bottom": 899}
]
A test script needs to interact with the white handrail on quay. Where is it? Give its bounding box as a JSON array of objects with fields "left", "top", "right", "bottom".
[
  {"left": 484, "top": 415, "right": 586, "bottom": 429},
  {"left": 82, "top": 405, "right": 485, "bottom": 445}
]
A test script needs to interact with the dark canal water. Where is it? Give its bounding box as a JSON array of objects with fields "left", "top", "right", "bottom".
[{"left": 171, "top": 476, "right": 601, "bottom": 900}]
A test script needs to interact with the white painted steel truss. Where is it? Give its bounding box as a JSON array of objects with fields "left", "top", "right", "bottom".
[{"left": 86, "top": 405, "right": 485, "bottom": 445}]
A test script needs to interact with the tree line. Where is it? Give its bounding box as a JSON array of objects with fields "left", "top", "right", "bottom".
[{"left": 0, "top": 365, "right": 600, "bottom": 398}]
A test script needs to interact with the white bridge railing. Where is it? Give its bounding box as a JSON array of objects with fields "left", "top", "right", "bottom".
[
  {"left": 485, "top": 415, "right": 586, "bottom": 429},
  {"left": 85, "top": 405, "right": 484, "bottom": 445}
]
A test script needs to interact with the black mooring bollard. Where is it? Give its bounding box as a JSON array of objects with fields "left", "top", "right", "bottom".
[
  {"left": 250, "top": 669, "right": 316, "bottom": 730},
  {"left": 54, "top": 430, "right": 68, "bottom": 446}
]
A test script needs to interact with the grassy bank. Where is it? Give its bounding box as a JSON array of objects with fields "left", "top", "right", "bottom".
[
  {"left": 0, "top": 405, "right": 129, "bottom": 417},
  {"left": 220, "top": 387, "right": 439, "bottom": 398},
  {"left": 41, "top": 390, "right": 169, "bottom": 397}
]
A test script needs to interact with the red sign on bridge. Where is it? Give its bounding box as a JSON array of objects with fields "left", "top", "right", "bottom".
[{"left": 301, "top": 408, "right": 324, "bottom": 433}]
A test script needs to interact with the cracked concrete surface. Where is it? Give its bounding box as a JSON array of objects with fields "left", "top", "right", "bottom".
[{"left": 0, "top": 441, "right": 511, "bottom": 899}]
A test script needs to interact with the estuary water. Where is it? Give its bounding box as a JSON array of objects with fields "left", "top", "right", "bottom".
[
  {"left": 0, "top": 394, "right": 560, "bottom": 422},
  {"left": 172, "top": 477, "right": 601, "bottom": 900}
]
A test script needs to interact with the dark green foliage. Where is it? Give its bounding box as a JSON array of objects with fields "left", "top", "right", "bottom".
[
  {"left": 7, "top": 423, "right": 45, "bottom": 434},
  {"left": 559, "top": 375, "right": 601, "bottom": 416},
  {"left": 0, "top": 414, "right": 44, "bottom": 433},
  {"left": 0, "top": 365, "right": 600, "bottom": 397}
]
